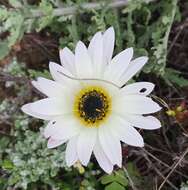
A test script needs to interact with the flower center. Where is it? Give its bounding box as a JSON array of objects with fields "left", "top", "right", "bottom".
[{"left": 74, "top": 86, "right": 111, "bottom": 127}]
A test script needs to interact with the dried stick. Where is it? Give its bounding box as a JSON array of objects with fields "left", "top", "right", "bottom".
[
  {"left": 142, "top": 148, "right": 188, "bottom": 179},
  {"left": 158, "top": 147, "right": 188, "bottom": 190},
  {"left": 142, "top": 151, "right": 178, "bottom": 190}
]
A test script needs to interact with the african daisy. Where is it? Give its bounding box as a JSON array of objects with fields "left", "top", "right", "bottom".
[{"left": 21, "top": 27, "right": 161, "bottom": 174}]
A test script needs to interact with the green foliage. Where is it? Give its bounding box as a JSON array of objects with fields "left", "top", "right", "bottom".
[
  {"left": 36, "top": 0, "right": 54, "bottom": 31},
  {"left": 164, "top": 68, "right": 188, "bottom": 87},
  {"left": 0, "top": 41, "right": 9, "bottom": 59},
  {"left": 123, "top": 0, "right": 178, "bottom": 75},
  {"left": 2, "top": 116, "right": 70, "bottom": 189},
  {"left": 0, "top": 0, "right": 179, "bottom": 80},
  {"left": 2, "top": 57, "right": 51, "bottom": 79},
  {"left": 0, "top": 5, "right": 25, "bottom": 59},
  {"left": 2, "top": 57, "right": 26, "bottom": 76},
  {"left": 0, "top": 7, "right": 8, "bottom": 20},
  {"left": 101, "top": 170, "right": 128, "bottom": 190},
  {"left": 8, "top": 0, "right": 23, "bottom": 8},
  {"left": 105, "top": 182, "right": 125, "bottom": 190},
  {"left": 0, "top": 137, "right": 10, "bottom": 154},
  {"left": 150, "top": 0, "right": 177, "bottom": 75},
  {"left": 2, "top": 159, "right": 14, "bottom": 170},
  {"left": 28, "top": 69, "right": 51, "bottom": 79}
]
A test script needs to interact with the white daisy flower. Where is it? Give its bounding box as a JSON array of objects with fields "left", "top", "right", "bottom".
[{"left": 21, "top": 27, "right": 162, "bottom": 174}]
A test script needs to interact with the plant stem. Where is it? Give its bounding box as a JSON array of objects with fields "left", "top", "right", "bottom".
[
  {"left": 123, "top": 166, "right": 138, "bottom": 190},
  {"left": 30, "top": 0, "right": 156, "bottom": 18}
]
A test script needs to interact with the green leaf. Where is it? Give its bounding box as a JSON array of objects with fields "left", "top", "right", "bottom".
[
  {"left": 0, "top": 137, "right": 10, "bottom": 153},
  {"left": 105, "top": 182, "right": 125, "bottom": 190},
  {"left": 114, "top": 171, "right": 128, "bottom": 186},
  {"left": 0, "top": 177, "right": 7, "bottom": 190},
  {"left": 101, "top": 173, "right": 115, "bottom": 185},
  {"left": 39, "top": 0, "right": 53, "bottom": 14},
  {"left": 28, "top": 69, "right": 51, "bottom": 79},
  {"left": 8, "top": 0, "right": 22, "bottom": 8},
  {"left": 0, "top": 7, "right": 8, "bottom": 21},
  {"left": 0, "top": 41, "right": 10, "bottom": 60},
  {"left": 37, "top": 0, "right": 54, "bottom": 31},
  {"left": 101, "top": 170, "right": 128, "bottom": 187},
  {"left": 122, "top": 0, "right": 142, "bottom": 14},
  {"left": 2, "top": 159, "right": 14, "bottom": 170}
]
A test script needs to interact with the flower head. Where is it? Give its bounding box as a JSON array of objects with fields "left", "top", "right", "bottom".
[{"left": 22, "top": 27, "right": 161, "bottom": 173}]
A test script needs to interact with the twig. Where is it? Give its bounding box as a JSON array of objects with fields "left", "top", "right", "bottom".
[
  {"left": 30, "top": 0, "right": 156, "bottom": 18},
  {"left": 142, "top": 151, "right": 178, "bottom": 190},
  {"left": 145, "top": 143, "right": 172, "bottom": 156},
  {"left": 142, "top": 148, "right": 188, "bottom": 178},
  {"left": 155, "top": 177, "right": 158, "bottom": 190},
  {"left": 123, "top": 166, "right": 138, "bottom": 190},
  {"left": 0, "top": 131, "right": 15, "bottom": 138},
  {"left": 167, "top": 26, "right": 183, "bottom": 55},
  {"left": 158, "top": 147, "right": 188, "bottom": 190},
  {"left": 0, "top": 72, "right": 29, "bottom": 83},
  {"left": 30, "top": 1, "right": 128, "bottom": 18}
]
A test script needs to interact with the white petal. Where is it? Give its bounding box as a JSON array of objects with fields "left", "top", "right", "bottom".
[
  {"left": 119, "top": 82, "right": 155, "bottom": 96},
  {"left": 77, "top": 127, "right": 97, "bottom": 166},
  {"left": 49, "top": 62, "right": 69, "bottom": 82},
  {"left": 43, "top": 120, "right": 56, "bottom": 138},
  {"left": 59, "top": 47, "right": 76, "bottom": 75},
  {"left": 116, "top": 124, "right": 144, "bottom": 147},
  {"left": 104, "top": 48, "right": 133, "bottom": 85},
  {"left": 109, "top": 115, "right": 144, "bottom": 147},
  {"left": 32, "top": 80, "right": 42, "bottom": 92},
  {"left": 114, "top": 95, "right": 161, "bottom": 114},
  {"left": 120, "top": 56, "right": 148, "bottom": 84},
  {"left": 125, "top": 115, "right": 161, "bottom": 130},
  {"left": 103, "top": 27, "right": 115, "bottom": 64},
  {"left": 99, "top": 125, "right": 122, "bottom": 167},
  {"left": 49, "top": 62, "right": 79, "bottom": 89},
  {"left": 47, "top": 116, "right": 81, "bottom": 140},
  {"left": 65, "top": 136, "right": 78, "bottom": 166},
  {"left": 75, "top": 41, "right": 93, "bottom": 78},
  {"left": 21, "top": 103, "right": 52, "bottom": 120},
  {"left": 88, "top": 32, "right": 104, "bottom": 77},
  {"left": 82, "top": 78, "right": 119, "bottom": 98},
  {"left": 47, "top": 138, "right": 66, "bottom": 149},
  {"left": 26, "top": 98, "right": 71, "bottom": 116},
  {"left": 32, "top": 77, "right": 68, "bottom": 98},
  {"left": 93, "top": 139, "right": 114, "bottom": 174}
]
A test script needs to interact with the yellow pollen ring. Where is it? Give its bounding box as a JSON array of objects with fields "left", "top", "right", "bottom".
[{"left": 73, "top": 86, "right": 112, "bottom": 127}]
